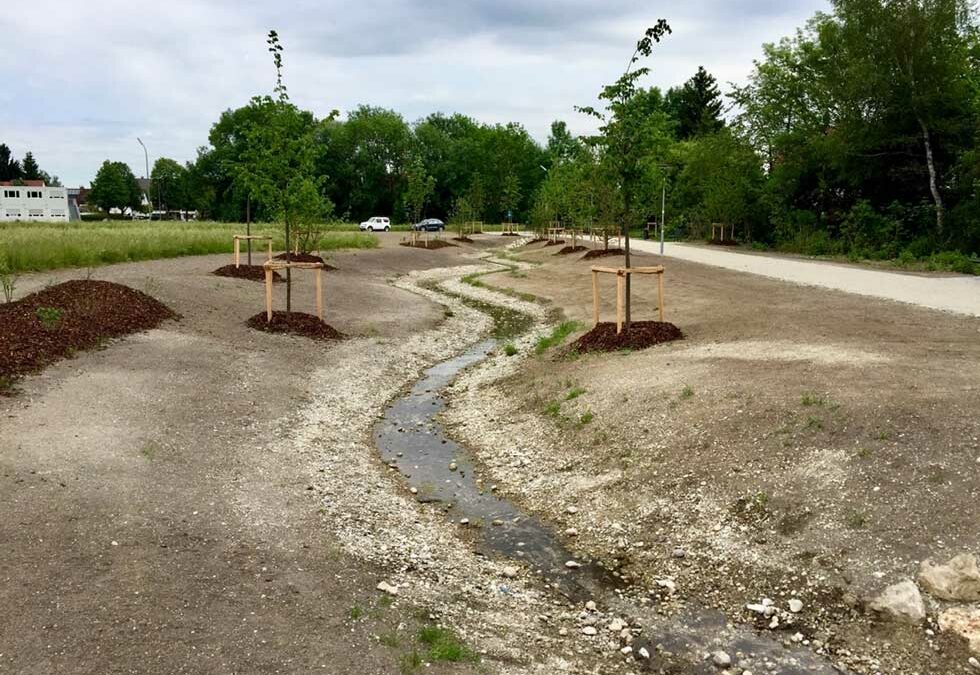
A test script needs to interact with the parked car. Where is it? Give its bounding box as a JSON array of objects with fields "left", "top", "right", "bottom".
[
  {"left": 413, "top": 218, "right": 445, "bottom": 232},
  {"left": 359, "top": 216, "right": 390, "bottom": 231}
]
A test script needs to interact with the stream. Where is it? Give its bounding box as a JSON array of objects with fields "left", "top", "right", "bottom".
[{"left": 374, "top": 333, "right": 848, "bottom": 674}]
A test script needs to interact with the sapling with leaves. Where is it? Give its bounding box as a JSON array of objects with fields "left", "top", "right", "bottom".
[
  {"left": 577, "top": 20, "right": 672, "bottom": 330},
  {"left": 232, "top": 30, "right": 331, "bottom": 312}
]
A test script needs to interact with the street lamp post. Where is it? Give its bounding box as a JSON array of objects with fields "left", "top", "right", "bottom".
[{"left": 137, "top": 137, "right": 150, "bottom": 213}]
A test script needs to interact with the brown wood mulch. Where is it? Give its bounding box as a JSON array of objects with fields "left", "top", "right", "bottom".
[
  {"left": 213, "top": 264, "right": 284, "bottom": 282},
  {"left": 501, "top": 233, "right": 521, "bottom": 237},
  {"left": 555, "top": 246, "right": 588, "bottom": 255},
  {"left": 570, "top": 321, "right": 682, "bottom": 353},
  {"left": 399, "top": 240, "right": 457, "bottom": 250},
  {"left": 245, "top": 311, "right": 343, "bottom": 341},
  {"left": 542, "top": 240, "right": 565, "bottom": 247},
  {"left": 452, "top": 236, "right": 474, "bottom": 243},
  {"left": 581, "top": 248, "right": 626, "bottom": 260},
  {"left": 0, "top": 280, "right": 178, "bottom": 383},
  {"left": 524, "top": 238, "right": 549, "bottom": 245}
]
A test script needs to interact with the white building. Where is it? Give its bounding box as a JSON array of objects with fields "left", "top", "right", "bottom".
[{"left": 0, "top": 180, "right": 69, "bottom": 222}]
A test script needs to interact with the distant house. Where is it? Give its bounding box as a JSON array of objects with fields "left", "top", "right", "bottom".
[{"left": 0, "top": 181, "right": 69, "bottom": 222}]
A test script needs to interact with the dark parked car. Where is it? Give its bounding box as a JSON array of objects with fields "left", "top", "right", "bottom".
[{"left": 413, "top": 218, "right": 445, "bottom": 231}]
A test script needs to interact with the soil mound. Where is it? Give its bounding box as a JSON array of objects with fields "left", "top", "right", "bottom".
[
  {"left": 400, "top": 240, "right": 456, "bottom": 250},
  {"left": 452, "top": 236, "right": 474, "bottom": 243},
  {"left": 542, "top": 240, "right": 565, "bottom": 247},
  {"left": 213, "top": 265, "right": 284, "bottom": 282},
  {"left": 0, "top": 280, "right": 178, "bottom": 383},
  {"left": 570, "top": 321, "right": 682, "bottom": 353},
  {"left": 555, "top": 246, "right": 588, "bottom": 255},
  {"left": 582, "top": 248, "right": 626, "bottom": 260},
  {"left": 501, "top": 232, "right": 521, "bottom": 237},
  {"left": 273, "top": 252, "right": 335, "bottom": 267},
  {"left": 525, "top": 238, "right": 548, "bottom": 245},
  {"left": 245, "top": 311, "right": 343, "bottom": 341}
]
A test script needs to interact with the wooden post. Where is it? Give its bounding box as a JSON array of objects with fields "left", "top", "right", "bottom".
[
  {"left": 265, "top": 267, "right": 273, "bottom": 322},
  {"left": 657, "top": 272, "right": 665, "bottom": 322},
  {"left": 267, "top": 239, "right": 273, "bottom": 263},
  {"left": 592, "top": 270, "right": 600, "bottom": 327},
  {"left": 315, "top": 267, "right": 323, "bottom": 320},
  {"left": 616, "top": 273, "right": 625, "bottom": 335},
  {"left": 234, "top": 237, "right": 240, "bottom": 269}
]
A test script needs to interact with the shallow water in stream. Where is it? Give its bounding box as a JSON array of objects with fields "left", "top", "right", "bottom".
[{"left": 374, "top": 336, "right": 847, "bottom": 674}]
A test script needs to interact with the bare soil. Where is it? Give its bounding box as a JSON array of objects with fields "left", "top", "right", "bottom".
[{"left": 442, "top": 239, "right": 980, "bottom": 674}]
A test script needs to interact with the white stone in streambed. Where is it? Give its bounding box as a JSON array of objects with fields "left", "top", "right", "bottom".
[
  {"left": 565, "top": 560, "right": 581, "bottom": 569},
  {"left": 939, "top": 606, "right": 980, "bottom": 654},
  {"left": 501, "top": 566, "right": 519, "bottom": 579},
  {"left": 712, "top": 651, "right": 732, "bottom": 668},
  {"left": 789, "top": 598, "right": 804, "bottom": 613},
  {"left": 869, "top": 579, "right": 926, "bottom": 623},
  {"left": 376, "top": 581, "right": 399, "bottom": 596},
  {"left": 581, "top": 626, "right": 597, "bottom": 636},
  {"left": 919, "top": 553, "right": 980, "bottom": 601}
]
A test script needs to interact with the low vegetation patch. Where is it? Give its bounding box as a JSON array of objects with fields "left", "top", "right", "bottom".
[
  {"left": 0, "top": 280, "right": 178, "bottom": 384},
  {"left": 0, "top": 221, "right": 376, "bottom": 273},
  {"left": 535, "top": 320, "right": 581, "bottom": 354},
  {"left": 416, "top": 625, "right": 479, "bottom": 663}
]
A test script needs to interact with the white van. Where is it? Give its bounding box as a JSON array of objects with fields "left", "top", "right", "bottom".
[{"left": 359, "top": 216, "right": 390, "bottom": 232}]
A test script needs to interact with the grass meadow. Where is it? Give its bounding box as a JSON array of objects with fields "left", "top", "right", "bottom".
[{"left": 0, "top": 220, "right": 378, "bottom": 273}]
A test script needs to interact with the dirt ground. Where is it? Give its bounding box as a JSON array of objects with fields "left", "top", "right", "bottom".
[
  {"left": 0, "top": 236, "right": 487, "bottom": 675},
  {"left": 4, "top": 232, "right": 980, "bottom": 675},
  {"left": 442, "top": 239, "right": 980, "bottom": 674}
]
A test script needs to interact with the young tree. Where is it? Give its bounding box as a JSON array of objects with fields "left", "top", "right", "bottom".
[
  {"left": 500, "top": 172, "right": 522, "bottom": 223},
  {"left": 231, "top": 30, "right": 329, "bottom": 312},
  {"left": 403, "top": 157, "right": 436, "bottom": 225},
  {"left": 89, "top": 160, "right": 142, "bottom": 214},
  {"left": 578, "top": 21, "right": 673, "bottom": 329}
]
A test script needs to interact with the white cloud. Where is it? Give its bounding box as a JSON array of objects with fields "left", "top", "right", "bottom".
[{"left": 2, "top": 0, "right": 827, "bottom": 186}]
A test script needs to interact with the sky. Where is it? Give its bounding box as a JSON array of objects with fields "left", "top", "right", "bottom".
[{"left": 1, "top": 0, "right": 828, "bottom": 187}]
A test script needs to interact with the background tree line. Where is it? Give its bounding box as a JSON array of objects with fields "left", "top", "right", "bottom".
[
  {"left": 86, "top": 0, "right": 977, "bottom": 265},
  {"left": 0, "top": 144, "right": 60, "bottom": 186}
]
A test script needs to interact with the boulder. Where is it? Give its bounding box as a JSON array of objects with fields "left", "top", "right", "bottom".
[
  {"left": 869, "top": 579, "right": 925, "bottom": 623},
  {"left": 920, "top": 554, "right": 980, "bottom": 602},
  {"left": 939, "top": 606, "right": 980, "bottom": 655}
]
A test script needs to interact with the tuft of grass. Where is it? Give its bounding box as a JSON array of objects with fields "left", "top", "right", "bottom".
[
  {"left": 399, "top": 650, "right": 423, "bottom": 674},
  {"left": 565, "top": 386, "right": 586, "bottom": 401},
  {"left": 801, "top": 391, "right": 825, "bottom": 407},
  {"left": 535, "top": 321, "right": 581, "bottom": 354},
  {"left": 349, "top": 605, "right": 363, "bottom": 620},
  {"left": 35, "top": 306, "right": 63, "bottom": 330},
  {"left": 503, "top": 343, "right": 518, "bottom": 356},
  {"left": 579, "top": 411, "right": 594, "bottom": 425},
  {"left": 377, "top": 594, "right": 394, "bottom": 609},
  {"left": 856, "top": 447, "right": 872, "bottom": 459},
  {"left": 844, "top": 509, "right": 868, "bottom": 529},
  {"left": 378, "top": 632, "right": 399, "bottom": 648},
  {"left": 544, "top": 400, "right": 561, "bottom": 417},
  {"left": 417, "top": 625, "right": 479, "bottom": 663},
  {"left": 679, "top": 385, "right": 694, "bottom": 400},
  {"left": 804, "top": 415, "right": 824, "bottom": 430},
  {"left": 0, "top": 375, "right": 15, "bottom": 395}
]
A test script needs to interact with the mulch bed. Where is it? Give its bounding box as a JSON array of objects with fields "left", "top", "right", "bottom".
[
  {"left": 501, "top": 232, "right": 521, "bottom": 237},
  {"left": 0, "top": 280, "right": 178, "bottom": 384},
  {"left": 570, "top": 321, "right": 683, "bottom": 353},
  {"left": 213, "top": 264, "right": 284, "bottom": 282},
  {"left": 555, "top": 246, "right": 588, "bottom": 255},
  {"left": 400, "top": 240, "right": 457, "bottom": 250},
  {"left": 582, "top": 248, "right": 626, "bottom": 260},
  {"left": 542, "top": 240, "right": 565, "bottom": 247},
  {"left": 452, "top": 236, "right": 474, "bottom": 243},
  {"left": 246, "top": 311, "right": 343, "bottom": 341},
  {"left": 525, "top": 238, "right": 549, "bottom": 245},
  {"left": 273, "top": 252, "right": 330, "bottom": 265}
]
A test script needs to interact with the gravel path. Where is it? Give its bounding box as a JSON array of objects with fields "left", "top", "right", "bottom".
[{"left": 629, "top": 240, "right": 980, "bottom": 317}]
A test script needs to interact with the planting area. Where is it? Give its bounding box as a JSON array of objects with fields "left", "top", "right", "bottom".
[{"left": 1, "top": 233, "right": 979, "bottom": 674}]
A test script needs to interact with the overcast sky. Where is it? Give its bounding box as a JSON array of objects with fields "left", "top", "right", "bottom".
[{"left": 1, "top": 0, "right": 827, "bottom": 187}]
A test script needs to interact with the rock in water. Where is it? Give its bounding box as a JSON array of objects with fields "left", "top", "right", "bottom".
[
  {"left": 938, "top": 607, "right": 980, "bottom": 655},
  {"left": 712, "top": 651, "right": 732, "bottom": 668},
  {"left": 869, "top": 579, "right": 925, "bottom": 623},
  {"left": 919, "top": 553, "right": 980, "bottom": 602}
]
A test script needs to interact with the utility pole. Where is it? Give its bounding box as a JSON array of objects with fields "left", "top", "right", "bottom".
[
  {"left": 136, "top": 137, "right": 149, "bottom": 213},
  {"left": 660, "top": 178, "right": 666, "bottom": 256}
]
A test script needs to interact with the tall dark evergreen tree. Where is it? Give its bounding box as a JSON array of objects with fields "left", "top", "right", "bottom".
[
  {"left": 0, "top": 144, "right": 23, "bottom": 181},
  {"left": 671, "top": 66, "right": 725, "bottom": 139},
  {"left": 21, "top": 152, "right": 42, "bottom": 181}
]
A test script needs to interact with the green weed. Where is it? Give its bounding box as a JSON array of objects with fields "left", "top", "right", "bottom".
[
  {"left": 503, "top": 343, "right": 518, "bottom": 356},
  {"left": 35, "top": 306, "right": 63, "bottom": 330},
  {"left": 579, "top": 411, "right": 594, "bottom": 425},
  {"left": 417, "top": 625, "right": 479, "bottom": 663},
  {"left": 349, "top": 606, "right": 363, "bottom": 620},
  {"left": 565, "top": 387, "right": 586, "bottom": 401},
  {"left": 544, "top": 401, "right": 561, "bottom": 417},
  {"left": 535, "top": 321, "right": 581, "bottom": 354},
  {"left": 801, "top": 391, "right": 825, "bottom": 407},
  {"left": 679, "top": 385, "right": 694, "bottom": 400}
]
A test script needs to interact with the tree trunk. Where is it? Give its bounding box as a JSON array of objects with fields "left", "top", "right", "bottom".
[
  {"left": 917, "top": 116, "right": 944, "bottom": 237},
  {"left": 285, "top": 217, "right": 292, "bottom": 313}
]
